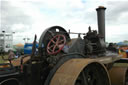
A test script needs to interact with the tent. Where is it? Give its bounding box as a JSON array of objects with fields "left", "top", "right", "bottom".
[
  {"left": 117, "top": 42, "right": 128, "bottom": 46},
  {"left": 15, "top": 43, "right": 24, "bottom": 47}
]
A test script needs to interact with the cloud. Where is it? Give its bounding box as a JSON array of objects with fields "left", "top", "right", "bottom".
[
  {"left": 1, "top": 0, "right": 128, "bottom": 44},
  {"left": 106, "top": 1, "right": 128, "bottom": 24},
  {"left": 106, "top": 24, "right": 128, "bottom": 42},
  {"left": 1, "top": 1, "right": 32, "bottom": 32}
]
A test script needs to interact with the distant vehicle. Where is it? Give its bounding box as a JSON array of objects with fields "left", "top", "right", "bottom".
[
  {"left": 24, "top": 43, "right": 38, "bottom": 54},
  {"left": 0, "top": 33, "right": 13, "bottom": 53},
  {"left": 119, "top": 46, "right": 128, "bottom": 58}
]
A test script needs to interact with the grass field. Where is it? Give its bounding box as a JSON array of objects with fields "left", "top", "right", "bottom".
[
  {"left": 0, "top": 55, "right": 8, "bottom": 63},
  {"left": 0, "top": 56, "right": 4, "bottom": 63}
]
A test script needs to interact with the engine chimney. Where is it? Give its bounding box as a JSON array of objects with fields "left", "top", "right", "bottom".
[{"left": 96, "top": 6, "right": 106, "bottom": 42}]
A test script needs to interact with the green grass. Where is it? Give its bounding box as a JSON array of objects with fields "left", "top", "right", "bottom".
[
  {"left": 0, "top": 56, "right": 4, "bottom": 63},
  {"left": 114, "top": 63, "right": 128, "bottom": 67},
  {"left": 0, "top": 55, "right": 8, "bottom": 63}
]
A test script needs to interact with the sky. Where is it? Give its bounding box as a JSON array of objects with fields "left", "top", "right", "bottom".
[{"left": 0, "top": 0, "right": 128, "bottom": 44}]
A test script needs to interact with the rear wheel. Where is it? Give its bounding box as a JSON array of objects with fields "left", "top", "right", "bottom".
[
  {"left": 109, "top": 66, "right": 128, "bottom": 85},
  {"left": 49, "top": 59, "right": 110, "bottom": 85},
  {"left": 75, "top": 63, "right": 110, "bottom": 85}
]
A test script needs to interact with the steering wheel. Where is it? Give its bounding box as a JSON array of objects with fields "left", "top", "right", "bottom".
[{"left": 47, "top": 34, "right": 66, "bottom": 55}]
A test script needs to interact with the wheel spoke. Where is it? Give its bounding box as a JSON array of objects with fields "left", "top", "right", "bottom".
[
  {"left": 49, "top": 45, "right": 55, "bottom": 49},
  {"left": 58, "top": 40, "right": 64, "bottom": 44},
  {"left": 52, "top": 45, "right": 57, "bottom": 52},
  {"left": 82, "top": 71, "right": 88, "bottom": 85},
  {"left": 56, "top": 36, "right": 60, "bottom": 44},
  {"left": 51, "top": 39, "right": 56, "bottom": 44},
  {"left": 48, "top": 47, "right": 53, "bottom": 52}
]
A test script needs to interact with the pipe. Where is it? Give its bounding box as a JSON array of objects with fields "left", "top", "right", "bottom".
[{"left": 96, "top": 6, "right": 106, "bottom": 42}]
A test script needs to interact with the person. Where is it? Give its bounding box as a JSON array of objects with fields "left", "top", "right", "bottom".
[
  {"left": 8, "top": 50, "right": 15, "bottom": 60},
  {"left": 15, "top": 51, "right": 21, "bottom": 58}
]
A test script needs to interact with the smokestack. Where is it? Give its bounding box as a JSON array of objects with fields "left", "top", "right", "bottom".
[{"left": 96, "top": 6, "right": 106, "bottom": 42}]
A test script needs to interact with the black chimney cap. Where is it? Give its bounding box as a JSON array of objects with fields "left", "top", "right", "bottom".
[{"left": 96, "top": 6, "right": 106, "bottom": 11}]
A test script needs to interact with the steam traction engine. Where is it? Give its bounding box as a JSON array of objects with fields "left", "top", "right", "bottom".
[
  {"left": 37, "top": 6, "right": 128, "bottom": 85},
  {"left": 37, "top": 26, "right": 128, "bottom": 85}
]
